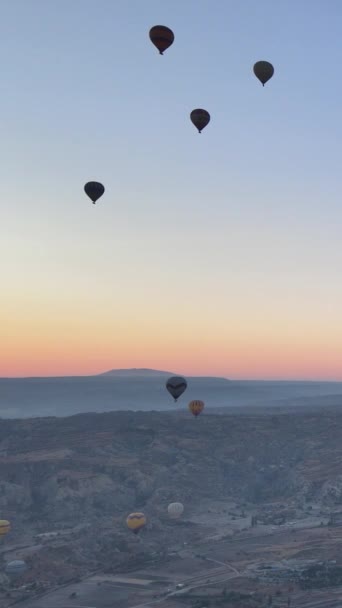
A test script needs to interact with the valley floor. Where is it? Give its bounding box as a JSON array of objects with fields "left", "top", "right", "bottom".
[
  {"left": 8, "top": 502, "right": 342, "bottom": 608},
  {"left": 3, "top": 405, "right": 342, "bottom": 608}
]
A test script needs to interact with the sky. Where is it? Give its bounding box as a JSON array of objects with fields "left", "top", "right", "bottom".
[{"left": 1, "top": 0, "right": 342, "bottom": 380}]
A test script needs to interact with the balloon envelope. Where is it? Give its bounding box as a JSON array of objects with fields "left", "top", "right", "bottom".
[
  {"left": 190, "top": 109, "right": 210, "bottom": 133},
  {"left": 0, "top": 520, "right": 10, "bottom": 536},
  {"left": 5, "top": 560, "right": 27, "bottom": 577},
  {"left": 253, "top": 61, "right": 274, "bottom": 86},
  {"left": 149, "top": 25, "right": 174, "bottom": 55},
  {"left": 84, "top": 181, "right": 105, "bottom": 204},
  {"left": 166, "top": 376, "right": 187, "bottom": 402},
  {"left": 126, "top": 512, "right": 146, "bottom": 535},
  {"left": 168, "top": 502, "right": 184, "bottom": 519},
  {"left": 189, "top": 399, "right": 205, "bottom": 417}
]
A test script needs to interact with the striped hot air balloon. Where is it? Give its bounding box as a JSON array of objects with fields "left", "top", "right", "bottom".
[
  {"left": 84, "top": 181, "right": 105, "bottom": 204},
  {"left": 0, "top": 520, "right": 10, "bottom": 536},
  {"left": 188, "top": 400, "right": 205, "bottom": 417},
  {"left": 5, "top": 560, "right": 27, "bottom": 578},
  {"left": 126, "top": 512, "right": 147, "bottom": 535},
  {"left": 168, "top": 502, "right": 184, "bottom": 519},
  {"left": 166, "top": 376, "right": 187, "bottom": 402}
]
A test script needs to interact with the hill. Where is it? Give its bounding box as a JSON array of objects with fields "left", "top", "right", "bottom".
[
  {"left": 98, "top": 368, "right": 177, "bottom": 377},
  {"left": 98, "top": 368, "right": 232, "bottom": 381}
]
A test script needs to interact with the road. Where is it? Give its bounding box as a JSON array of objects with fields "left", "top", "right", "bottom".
[
  {"left": 205, "top": 556, "right": 240, "bottom": 575},
  {"left": 128, "top": 556, "right": 242, "bottom": 608}
]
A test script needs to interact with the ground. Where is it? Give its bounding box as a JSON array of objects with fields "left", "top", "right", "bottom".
[
  {"left": 3, "top": 406, "right": 342, "bottom": 607},
  {"left": 7, "top": 502, "right": 342, "bottom": 608}
]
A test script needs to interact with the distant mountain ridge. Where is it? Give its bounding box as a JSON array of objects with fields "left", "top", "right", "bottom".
[
  {"left": 98, "top": 368, "right": 176, "bottom": 377},
  {"left": 98, "top": 368, "right": 231, "bottom": 381}
]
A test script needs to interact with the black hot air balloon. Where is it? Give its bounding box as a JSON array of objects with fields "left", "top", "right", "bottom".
[
  {"left": 149, "top": 26, "right": 174, "bottom": 55},
  {"left": 166, "top": 376, "right": 187, "bottom": 402},
  {"left": 190, "top": 109, "right": 210, "bottom": 133},
  {"left": 253, "top": 61, "right": 274, "bottom": 86},
  {"left": 84, "top": 182, "right": 105, "bottom": 204}
]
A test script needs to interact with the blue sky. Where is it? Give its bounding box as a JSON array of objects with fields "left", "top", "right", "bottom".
[{"left": 1, "top": 0, "right": 342, "bottom": 379}]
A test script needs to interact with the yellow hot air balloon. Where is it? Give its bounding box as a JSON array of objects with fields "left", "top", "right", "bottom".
[
  {"left": 189, "top": 400, "right": 204, "bottom": 417},
  {"left": 126, "top": 512, "right": 146, "bottom": 535},
  {"left": 0, "top": 520, "right": 10, "bottom": 536}
]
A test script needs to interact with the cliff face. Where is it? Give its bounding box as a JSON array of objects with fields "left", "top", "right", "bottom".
[{"left": 0, "top": 408, "right": 341, "bottom": 532}]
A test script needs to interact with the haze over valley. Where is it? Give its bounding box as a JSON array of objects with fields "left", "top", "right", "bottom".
[{"left": 1, "top": 369, "right": 342, "bottom": 419}]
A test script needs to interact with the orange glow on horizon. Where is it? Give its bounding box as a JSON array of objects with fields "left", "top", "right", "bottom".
[
  {"left": 2, "top": 328, "right": 342, "bottom": 380},
  {"left": 2, "top": 261, "right": 342, "bottom": 381}
]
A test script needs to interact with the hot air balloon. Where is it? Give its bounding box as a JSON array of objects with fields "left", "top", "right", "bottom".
[
  {"left": 0, "top": 520, "right": 10, "bottom": 536},
  {"left": 253, "top": 61, "right": 274, "bottom": 86},
  {"left": 126, "top": 512, "right": 146, "bottom": 535},
  {"left": 166, "top": 376, "right": 187, "bottom": 402},
  {"left": 168, "top": 502, "right": 184, "bottom": 519},
  {"left": 189, "top": 399, "right": 204, "bottom": 417},
  {"left": 84, "top": 181, "right": 105, "bottom": 204},
  {"left": 190, "top": 109, "right": 210, "bottom": 133},
  {"left": 5, "top": 560, "right": 27, "bottom": 578},
  {"left": 149, "top": 25, "right": 174, "bottom": 55}
]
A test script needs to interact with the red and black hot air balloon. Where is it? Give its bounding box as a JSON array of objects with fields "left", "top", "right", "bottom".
[
  {"left": 190, "top": 109, "right": 210, "bottom": 133},
  {"left": 149, "top": 25, "right": 174, "bottom": 55}
]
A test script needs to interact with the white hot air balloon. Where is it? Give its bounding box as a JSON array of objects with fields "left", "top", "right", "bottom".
[
  {"left": 5, "top": 560, "right": 27, "bottom": 578},
  {"left": 168, "top": 502, "right": 184, "bottom": 519}
]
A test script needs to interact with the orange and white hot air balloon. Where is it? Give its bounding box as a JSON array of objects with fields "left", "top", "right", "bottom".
[{"left": 188, "top": 400, "right": 205, "bottom": 417}]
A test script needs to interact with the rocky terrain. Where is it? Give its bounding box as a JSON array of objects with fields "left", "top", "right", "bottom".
[{"left": 2, "top": 405, "right": 342, "bottom": 606}]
